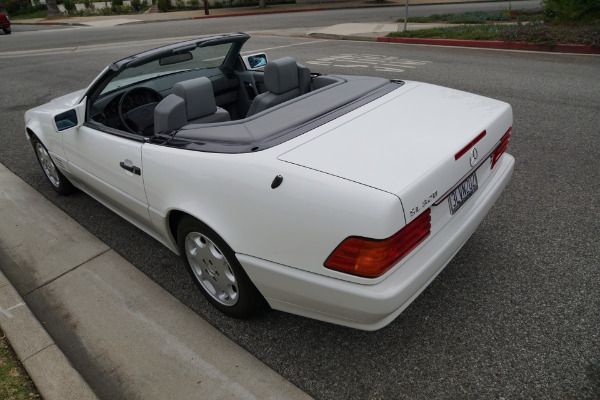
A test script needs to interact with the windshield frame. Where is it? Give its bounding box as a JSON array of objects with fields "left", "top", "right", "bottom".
[
  {"left": 100, "top": 41, "right": 239, "bottom": 97},
  {"left": 82, "top": 33, "right": 250, "bottom": 137}
]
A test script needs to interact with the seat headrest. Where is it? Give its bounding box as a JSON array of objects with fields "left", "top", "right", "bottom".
[
  {"left": 173, "top": 77, "right": 217, "bottom": 120},
  {"left": 264, "top": 57, "right": 300, "bottom": 95},
  {"left": 154, "top": 94, "right": 187, "bottom": 135}
]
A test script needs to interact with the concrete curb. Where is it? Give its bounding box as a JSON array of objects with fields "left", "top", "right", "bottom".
[
  {"left": 376, "top": 36, "right": 600, "bottom": 54},
  {"left": 0, "top": 161, "right": 312, "bottom": 399},
  {"left": 0, "top": 263, "right": 99, "bottom": 400},
  {"left": 193, "top": 7, "right": 325, "bottom": 19},
  {"left": 310, "top": 32, "right": 378, "bottom": 41},
  {"left": 310, "top": 32, "right": 600, "bottom": 55}
]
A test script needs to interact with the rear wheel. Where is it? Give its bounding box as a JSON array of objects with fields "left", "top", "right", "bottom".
[
  {"left": 177, "top": 216, "right": 263, "bottom": 318},
  {"left": 2, "top": 28, "right": 10, "bottom": 34},
  {"left": 32, "top": 137, "right": 74, "bottom": 195}
]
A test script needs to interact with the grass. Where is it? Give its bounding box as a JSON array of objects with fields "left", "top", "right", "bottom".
[
  {"left": 0, "top": 330, "right": 40, "bottom": 400},
  {"left": 388, "top": 23, "right": 600, "bottom": 47},
  {"left": 390, "top": 24, "right": 506, "bottom": 41},
  {"left": 390, "top": 10, "right": 600, "bottom": 47},
  {"left": 402, "top": 10, "right": 541, "bottom": 24}
]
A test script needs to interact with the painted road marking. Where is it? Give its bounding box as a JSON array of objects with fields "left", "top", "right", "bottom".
[{"left": 307, "top": 54, "right": 431, "bottom": 73}]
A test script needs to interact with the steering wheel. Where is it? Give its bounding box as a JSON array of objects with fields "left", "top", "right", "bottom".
[{"left": 118, "top": 87, "right": 163, "bottom": 135}]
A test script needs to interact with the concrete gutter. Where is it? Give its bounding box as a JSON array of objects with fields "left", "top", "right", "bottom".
[
  {"left": 0, "top": 162, "right": 312, "bottom": 400},
  {"left": 376, "top": 36, "right": 600, "bottom": 54}
]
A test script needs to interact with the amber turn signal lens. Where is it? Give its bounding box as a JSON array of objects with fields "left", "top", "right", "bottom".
[{"left": 325, "top": 209, "right": 431, "bottom": 278}]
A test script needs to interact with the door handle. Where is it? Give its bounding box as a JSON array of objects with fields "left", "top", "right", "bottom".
[{"left": 120, "top": 161, "right": 141, "bottom": 175}]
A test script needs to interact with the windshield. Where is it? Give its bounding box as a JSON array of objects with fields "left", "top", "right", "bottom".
[{"left": 101, "top": 42, "right": 234, "bottom": 95}]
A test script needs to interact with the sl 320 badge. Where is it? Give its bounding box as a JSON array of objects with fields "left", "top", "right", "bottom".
[{"left": 410, "top": 190, "right": 438, "bottom": 217}]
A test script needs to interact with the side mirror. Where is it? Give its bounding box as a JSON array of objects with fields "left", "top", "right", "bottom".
[
  {"left": 242, "top": 53, "right": 268, "bottom": 70},
  {"left": 54, "top": 109, "right": 78, "bottom": 131}
]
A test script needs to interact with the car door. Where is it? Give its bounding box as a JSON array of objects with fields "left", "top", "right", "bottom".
[{"left": 61, "top": 123, "right": 151, "bottom": 228}]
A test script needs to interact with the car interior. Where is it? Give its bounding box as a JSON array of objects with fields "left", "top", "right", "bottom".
[
  {"left": 153, "top": 56, "right": 314, "bottom": 136},
  {"left": 84, "top": 34, "right": 396, "bottom": 149}
]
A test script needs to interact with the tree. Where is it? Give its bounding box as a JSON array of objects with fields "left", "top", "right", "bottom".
[
  {"left": 0, "top": 0, "right": 6, "bottom": 13},
  {"left": 46, "top": 0, "right": 62, "bottom": 19},
  {"left": 542, "top": 0, "right": 600, "bottom": 24}
]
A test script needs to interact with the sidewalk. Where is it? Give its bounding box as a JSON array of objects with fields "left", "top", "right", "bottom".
[
  {"left": 10, "top": 0, "right": 481, "bottom": 26},
  {"left": 0, "top": 161, "right": 312, "bottom": 400},
  {"left": 11, "top": 1, "right": 597, "bottom": 54}
]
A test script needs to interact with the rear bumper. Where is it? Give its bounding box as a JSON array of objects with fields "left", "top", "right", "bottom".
[{"left": 239, "top": 154, "right": 515, "bottom": 330}]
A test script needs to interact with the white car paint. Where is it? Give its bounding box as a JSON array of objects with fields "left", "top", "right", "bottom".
[
  {"left": 279, "top": 81, "right": 512, "bottom": 223},
  {"left": 239, "top": 153, "right": 514, "bottom": 330},
  {"left": 24, "top": 38, "right": 515, "bottom": 330}
]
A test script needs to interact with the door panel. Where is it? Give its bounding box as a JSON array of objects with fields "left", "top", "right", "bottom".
[{"left": 62, "top": 125, "right": 151, "bottom": 226}]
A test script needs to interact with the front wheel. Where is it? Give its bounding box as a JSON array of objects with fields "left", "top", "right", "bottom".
[
  {"left": 32, "top": 137, "right": 74, "bottom": 195},
  {"left": 177, "top": 216, "right": 264, "bottom": 318}
]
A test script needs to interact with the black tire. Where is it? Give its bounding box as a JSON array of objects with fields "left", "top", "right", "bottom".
[
  {"left": 32, "top": 136, "right": 75, "bottom": 195},
  {"left": 177, "top": 216, "right": 263, "bottom": 318},
  {"left": 2, "top": 28, "right": 10, "bottom": 34}
]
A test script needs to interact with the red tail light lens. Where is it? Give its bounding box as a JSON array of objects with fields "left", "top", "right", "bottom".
[
  {"left": 324, "top": 209, "right": 431, "bottom": 278},
  {"left": 491, "top": 127, "right": 512, "bottom": 169}
]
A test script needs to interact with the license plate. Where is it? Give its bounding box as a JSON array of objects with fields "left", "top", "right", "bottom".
[{"left": 448, "top": 172, "right": 478, "bottom": 215}]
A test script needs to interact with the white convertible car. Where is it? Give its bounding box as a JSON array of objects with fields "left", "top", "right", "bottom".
[{"left": 25, "top": 33, "right": 514, "bottom": 330}]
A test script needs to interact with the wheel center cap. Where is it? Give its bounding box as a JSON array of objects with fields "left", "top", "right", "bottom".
[{"left": 204, "top": 259, "right": 220, "bottom": 279}]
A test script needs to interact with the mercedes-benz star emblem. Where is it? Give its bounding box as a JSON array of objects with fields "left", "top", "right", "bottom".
[{"left": 469, "top": 148, "right": 479, "bottom": 167}]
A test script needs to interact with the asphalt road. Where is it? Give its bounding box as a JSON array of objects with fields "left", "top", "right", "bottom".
[
  {"left": 1, "top": 12, "right": 599, "bottom": 400},
  {"left": 3, "top": 0, "right": 540, "bottom": 50}
]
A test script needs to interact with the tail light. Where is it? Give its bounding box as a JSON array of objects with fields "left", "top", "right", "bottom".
[
  {"left": 324, "top": 209, "right": 431, "bottom": 278},
  {"left": 491, "top": 127, "right": 511, "bottom": 169}
]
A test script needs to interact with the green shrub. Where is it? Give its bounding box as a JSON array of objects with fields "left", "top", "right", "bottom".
[
  {"left": 486, "top": 13, "right": 511, "bottom": 21},
  {"left": 543, "top": 0, "right": 600, "bottom": 24},
  {"left": 387, "top": 23, "right": 600, "bottom": 47},
  {"left": 157, "top": 0, "right": 169, "bottom": 11},
  {"left": 4, "top": 0, "right": 30, "bottom": 13},
  {"left": 189, "top": 0, "right": 199, "bottom": 7},
  {"left": 5, "top": 3, "right": 46, "bottom": 17},
  {"left": 63, "top": 0, "right": 76, "bottom": 11},
  {"left": 131, "top": 0, "right": 141, "bottom": 9},
  {"left": 175, "top": 0, "right": 184, "bottom": 7}
]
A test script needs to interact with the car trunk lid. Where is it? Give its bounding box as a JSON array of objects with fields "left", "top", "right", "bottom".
[{"left": 278, "top": 81, "right": 512, "bottom": 224}]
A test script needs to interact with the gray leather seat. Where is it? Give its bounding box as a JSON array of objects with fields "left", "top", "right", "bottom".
[
  {"left": 173, "top": 77, "right": 230, "bottom": 124},
  {"left": 154, "top": 77, "right": 230, "bottom": 135},
  {"left": 246, "top": 57, "right": 311, "bottom": 117},
  {"left": 154, "top": 94, "right": 187, "bottom": 135}
]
